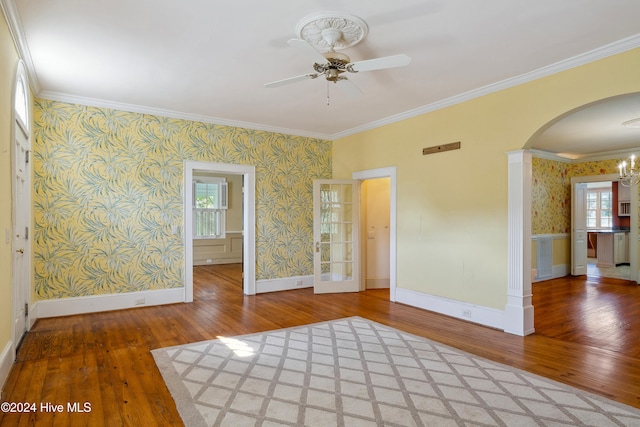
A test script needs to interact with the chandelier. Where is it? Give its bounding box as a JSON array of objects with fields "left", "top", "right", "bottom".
[{"left": 619, "top": 154, "right": 640, "bottom": 187}]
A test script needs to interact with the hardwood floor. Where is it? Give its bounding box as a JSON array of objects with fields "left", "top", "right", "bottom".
[{"left": 1, "top": 265, "right": 640, "bottom": 425}]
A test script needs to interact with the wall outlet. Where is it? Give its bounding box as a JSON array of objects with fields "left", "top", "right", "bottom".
[
  {"left": 463, "top": 310, "right": 472, "bottom": 318},
  {"left": 135, "top": 298, "right": 146, "bottom": 306},
  {"left": 296, "top": 280, "right": 303, "bottom": 286}
]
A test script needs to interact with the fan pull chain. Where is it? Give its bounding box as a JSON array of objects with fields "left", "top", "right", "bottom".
[{"left": 326, "top": 81, "right": 330, "bottom": 106}]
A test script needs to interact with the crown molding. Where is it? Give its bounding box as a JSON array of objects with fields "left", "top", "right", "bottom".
[
  {"left": 529, "top": 150, "right": 573, "bottom": 163},
  {"left": 1, "top": 0, "right": 40, "bottom": 94},
  {"left": 38, "top": 91, "right": 330, "bottom": 140},
  {"left": 530, "top": 147, "right": 640, "bottom": 164},
  {"left": 5, "top": 0, "right": 639, "bottom": 142},
  {"left": 330, "top": 33, "right": 640, "bottom": 140}
]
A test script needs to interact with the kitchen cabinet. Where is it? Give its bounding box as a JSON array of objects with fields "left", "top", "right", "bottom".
[
  {"left": 618, "top": 184, "right": 631, "bottom": 217},
  {"left": 596, "top": 231, "right": 629, "bottom": 267},
  {"left": 614, "top": 232, "right": 629, "bottom": 265}
]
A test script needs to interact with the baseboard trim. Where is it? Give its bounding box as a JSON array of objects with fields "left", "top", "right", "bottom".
[
  {"left": 0, "top": 340, "right": 14, "bottom": 398},
  {"left": 395, "top": 287, "right": 504, "bottom": 330},
  {"left": 33, "top": 288, "right": 185, "bottom": 319},
  {"left": 257, "top": 275, "right": 313, "bottom": 293}
]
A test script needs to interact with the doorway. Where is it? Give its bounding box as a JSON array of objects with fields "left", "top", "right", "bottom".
[
  {"left": 571, "top": 174, "right": 638, "bottom": 282},
  {"left": 353, "top": 167, "right": 397, "bottom": 301},
  {"left": 12, "top": 60, "right": 31, "bottom": 356},
  {"left": 184, "top": 161, "right": 256, "bottom": 300},
  {"left": 361, "top": 178, "right": 391, "bottom": 290}
]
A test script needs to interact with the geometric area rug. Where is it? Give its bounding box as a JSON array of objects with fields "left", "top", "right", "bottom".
[{"left": 152, "top": 316, "right": 640, "bottom": 426}]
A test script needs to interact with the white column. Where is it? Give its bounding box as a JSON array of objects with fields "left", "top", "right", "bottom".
[{"left": 505, "top": 150, "right": 534, "bottom": 336}]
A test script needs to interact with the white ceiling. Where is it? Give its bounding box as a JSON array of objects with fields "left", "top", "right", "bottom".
[{"left": 6, "top": 0, "right": 640, "bottom": 151}]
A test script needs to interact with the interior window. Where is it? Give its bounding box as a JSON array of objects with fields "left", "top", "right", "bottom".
[
  {"left": 193, "top": 179, "right": 228, "bottom": 238},
  {"left": 586, "top": 189, "right": 612, "bottom": 229}
]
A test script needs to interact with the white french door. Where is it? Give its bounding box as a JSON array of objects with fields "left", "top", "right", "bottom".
[
  {"left": 572, "top": 182, "right": 588, "bottom": 275},
  {"left": 313, "top": 180, "right": 360, "bottom": 294}
]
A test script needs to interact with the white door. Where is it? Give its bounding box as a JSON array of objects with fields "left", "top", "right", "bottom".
[
  {"left": 313, "top": 180, "right": 360, "bottom": 293},
  {"left": 13, "top": 123, "right": 30, "bottom": 346},
  {"left": 572, "top": 182, "right": 588, "bottom": 275}
]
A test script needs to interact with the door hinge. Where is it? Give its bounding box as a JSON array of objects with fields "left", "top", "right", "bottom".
[
  {"left": 25, "top": 226, "right": 29, "bottom": 240},
  {"left": 25, "top": 150, "right": 30, "bottom": 164},
  {"left": 25, "top": 303, "right": 28, "bottom": 317}
]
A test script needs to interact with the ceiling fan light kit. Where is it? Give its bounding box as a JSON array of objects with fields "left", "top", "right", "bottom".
[{"left": 265, "top": 12, "right": 411, "bottom": 101}]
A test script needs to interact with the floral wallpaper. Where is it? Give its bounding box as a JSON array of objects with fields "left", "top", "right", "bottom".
[
  {"left": 532, "top": 156, "right": 634, "bottom": 235},
  {"left": 532, "top": 157, "right": 570, "bottom": 234},
  {"left": 33, "top": 99, "right": 332, "bottom": 299}
]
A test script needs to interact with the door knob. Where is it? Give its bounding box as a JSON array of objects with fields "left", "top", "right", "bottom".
[{"left": 16, "top": 248, "right": 24, "bottom": 254}]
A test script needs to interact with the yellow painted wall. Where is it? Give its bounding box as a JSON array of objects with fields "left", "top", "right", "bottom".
[
  {"left": 0, "top": 10, "right": 19, "bottom": 357},
  {"left": 334, "top": 47, "right": 640, "bottom": 309},
  {"left": 33, "top": 99, "right": 331, "bottom": 299}
]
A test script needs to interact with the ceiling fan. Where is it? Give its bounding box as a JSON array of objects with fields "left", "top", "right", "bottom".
[{"left": 265, "top": 13, "right": 411, "bottom": 99}]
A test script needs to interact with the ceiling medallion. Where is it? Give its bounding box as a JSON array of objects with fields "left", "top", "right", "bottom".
[{"left": 295, "top": 12, "right": 369, "bottom": 51}]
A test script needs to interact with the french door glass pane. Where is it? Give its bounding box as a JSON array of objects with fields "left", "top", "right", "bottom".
[{"left": 319, "top": 183, "right": 354, "bottom": 283}]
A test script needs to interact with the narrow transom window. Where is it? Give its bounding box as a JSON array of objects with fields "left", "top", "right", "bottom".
[{"left": 15, "top": 72, "right": 29, "bottom": 131}]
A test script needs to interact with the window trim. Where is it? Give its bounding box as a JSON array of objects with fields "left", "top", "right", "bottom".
[
  {"left": 586, "top": 188, "right": 612, "bottom": 230},
  {"left": 192, "top": 178, "right": 227, "bottom": 239}
]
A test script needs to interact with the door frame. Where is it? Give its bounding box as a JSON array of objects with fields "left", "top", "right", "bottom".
[
  {"left": 184, "top": 161, "right": 256, "bottom": 300},
  {"left": 352, "top": 166, "right": 397, "bottom": 301},
  {"left": 570, "top": 173, "right": 638, "bottom": 281},
  {"left": 11, "top": 59, "right": 32, "bottom": 358}
]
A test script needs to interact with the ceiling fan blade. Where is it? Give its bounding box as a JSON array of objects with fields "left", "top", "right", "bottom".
[
  {"left": 265, "top": 73, "right": 319, "bottom": 88},
  {"left": 335, "top": 79, "right": 362, "bottom": 98},
  {"left": 349, "top": 54, "right": 411, "bottom": 72},
  {"left": 287, "top": 39, "right": 328, "bottom": 64}
]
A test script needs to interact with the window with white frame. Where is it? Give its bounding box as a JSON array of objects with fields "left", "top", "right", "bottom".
[
  {"left": 193, "top": 178, "right": 228, "bottom": 238},
  {"left": 586, "top": 188, "right": 612, "bottom": 229}
]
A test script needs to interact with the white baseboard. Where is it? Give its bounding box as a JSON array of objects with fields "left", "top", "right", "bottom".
[
  {"left": 0, "top": 340, "right": 14, "bottom": 398},
  {"left": 257, "top": 275, "right": 313, "bottom": 293},
  {"left": 395, "top": 287, "right": 505, "bottom": 330},
  {"left": 33, "top": 288, "right": 185, "bottom": 319},
  {"left": 532, "top": 264, "right": 569, "bottom": 282}
]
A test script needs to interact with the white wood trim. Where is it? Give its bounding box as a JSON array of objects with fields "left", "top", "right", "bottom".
[
  {"left": 0, "top": 0, "right": 41, "bottom": 94},
  {"left": 352, "top": 167, "right": 397, "bottom": 302},
  {"left": 532, "top": 233, "right": 569, "bottom": 240},
  {"left": 505, "top": 150, "right": 534, "bottom": 336},
  {"left": 31, "top": 288, "right": 184, "bottom": 319},
  {"left": 10, "top": 3, "right": 633, "bottom": 145},
  {"left": 38, "top": 90, "right": 328, "bottom": 140},
  {"left": 529, "top": 150, "right": 573, "bottom": 163},
  {"left": 184, "top": 161, "right": 256, "bottom": 300},
  {"left": 256, "top": 275, "right": 313, "bottom": 293},
  {"left": 395, "top": 288, "right": 505, "bottom": 330},
  {"left": 0, "top": 340, "right": 13, "bottom": 394},
  {"left": 532, "top": 234, "right": 570, "bottom": 283},
  {"left": 331, "top": 34, "right": 640, "bottom": 140},
  {"left": 10, "top": 59, "right": 32, "bottom": 364}
]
